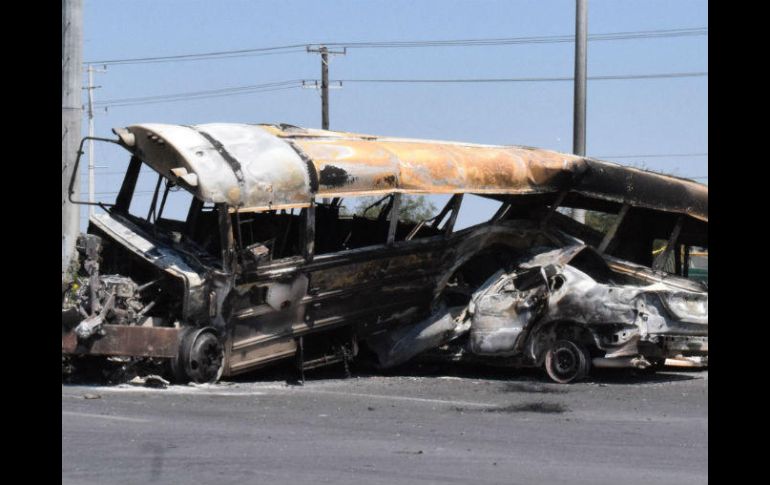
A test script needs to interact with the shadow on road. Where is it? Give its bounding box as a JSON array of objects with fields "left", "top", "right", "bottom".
[
  {"left": 230, "top": 359, "right": 703, "bottom": 386},
  {"left": 63, "top": 353, "right": 704, "bottom": 388}
]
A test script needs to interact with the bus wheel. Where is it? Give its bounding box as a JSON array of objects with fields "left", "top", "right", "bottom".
[
  {"left": 544, "top": 339, "right": 590, "bottom": 384},
  {"left": 174, "top": 328, "right": 224, "bottom": 384}
]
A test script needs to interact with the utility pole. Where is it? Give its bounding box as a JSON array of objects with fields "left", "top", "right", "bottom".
[
  {"left": 307, "top": 45, "right": 346, "bottom": 130},
  {"left": 62, "top": 0, "right": 83, "bottom": 285},
  {"left": 84, "top": 65, "right": 106, "bottom": 216},
  {"left": 321, "top": 46, "right": 329, "bottom": 129},
  {"left": 307, "top": 45, "right": 345, "bottom": 204},
  {"left": 572, "top": 0, "right": 588, "bottom": 224}
]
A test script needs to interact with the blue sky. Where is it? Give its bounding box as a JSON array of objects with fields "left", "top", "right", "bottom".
[{"left": 79, "top": 0, "right": 707, "bottom": 229}]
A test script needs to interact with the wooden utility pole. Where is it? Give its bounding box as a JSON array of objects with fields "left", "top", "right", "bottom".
[
  {"left": 572, "top": 0, "right": 588, "bottom": 224},
  {"left": 307, "top": 45, "right": 346, "bottom": 130},
  {"left": 321, "top": 46, "right": 329, "bottom": 129},
  {"left": 62, "top": 0, "right": 83, "bottom": 285},
  {"left": 307, "top": 45, "right": 345, "bottom": 204}
]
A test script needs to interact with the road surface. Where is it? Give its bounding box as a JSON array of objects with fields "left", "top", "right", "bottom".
[{"left": 62, "top": 367, "right": 707, "bottom": 485}]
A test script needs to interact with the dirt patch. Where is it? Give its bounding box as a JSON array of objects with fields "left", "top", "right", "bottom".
[
  {"left": 484, "top": 401, "right": 569, "bottom": 414},
  {"left": 501, "top": 382, "right": 567, "bottom": 394}
]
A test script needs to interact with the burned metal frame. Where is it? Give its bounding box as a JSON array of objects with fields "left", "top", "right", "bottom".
[
  {"left": 387, "top": 193, "right": 401, "bottom": 246},
  {"left": 597, "top": 204, "right": 630, "bottom": 254},
  {"left": 62, "top": 123, "right": 707, "bottom": 384},
  {"left": 404, "top": 194, "right": 463, "bottom": 241},
  {"left": 539, "top": 190, "right": 570, "bottom": 229},
  {"left": 114, "top": 156, "right": 142, "bottom": 212},
  {"left": 67, "top": 136, "right": 123, "bottom": 208},
  {"left": 653, "top": 216, "right": 684, "bottom": 271}
]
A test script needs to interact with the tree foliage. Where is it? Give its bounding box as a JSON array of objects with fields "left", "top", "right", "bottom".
[
  {"left": 584, "top": 210, "right": 618, "bottom": 234},
  {"left": 344, "top": 195, "right": 438, "bottom": 223}
]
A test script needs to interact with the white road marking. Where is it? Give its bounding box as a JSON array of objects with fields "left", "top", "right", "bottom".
[
  {"left": 63, "top": 385, "right": 488, "bottom": 406},
  {"left": 62, "top": 411, "right": 149, "bottom": 423},
  {"left": 62, "top": 384, "right": 277, "bottom": 396},
  {"left": 289, "top": 388, "right": 492, "bottom": 408},
  {"left": 63, "top": 382, "right": 493, "bottom": 406}
]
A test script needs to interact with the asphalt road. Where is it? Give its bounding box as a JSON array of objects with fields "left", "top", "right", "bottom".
[{"left": 62, "top": 367, "right": 707, "bottom": 485}]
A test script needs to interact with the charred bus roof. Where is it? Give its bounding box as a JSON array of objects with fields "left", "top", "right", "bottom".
[{"left": 113, "top": 123, "right": 707, "bottom": 222}]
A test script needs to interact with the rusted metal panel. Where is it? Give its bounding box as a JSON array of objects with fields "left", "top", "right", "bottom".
[
  {"left": 293, "top": 137, "right": 585, "bottom": 196},
  {"left": 227, "top": 336, "right": 297, "bottom": 375},
  {"left": 62, "top": 326, "right": 181, "bottom": 358},
  {"left": 661, "top": 335, "right": 708, "bottom": 354},
  {"left": 117, "top": 123, "right": 707, "bottom": 222},
  {"left": 270, "top": 125, "right": 708, "bottom": 222}
]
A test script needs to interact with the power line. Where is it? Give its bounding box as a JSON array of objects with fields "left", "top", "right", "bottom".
[
  {"left": 95, "top": 79, "right": 302, "bottom": 105},
  {"left": 96, "top": 83, "right": 303, "bottom": 108},
  {"left": 93, "top": 71, "right": 706, "bottom": 109},
  {"left": 336, "top": 72, "right": 707, "bottom": 84},
  {"left": 321, "top": 27, "right": 707, "bottom": 48},
  {"left": 93, "top": 190, "right": 155, "bottom": 196},
  {"left": 85, "top": 27, "right": 707, "bottom": 66},
  {"left": 86, "top": 45, "right": 308, "bottom": 66}
]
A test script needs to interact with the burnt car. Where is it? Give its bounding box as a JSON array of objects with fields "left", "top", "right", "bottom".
[
  {"left": 460, "top": 244, "right": 706, "bottom": 382},
  {"left": 62, "top": 123, "right": 707, "bottom": 383},
  {"left": 365, "top": 242, "right": 708, "bottom": 383}
]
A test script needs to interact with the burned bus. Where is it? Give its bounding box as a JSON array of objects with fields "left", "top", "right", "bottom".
[{"left": 62, "top": 123, "right": 708, "bottom": 383}]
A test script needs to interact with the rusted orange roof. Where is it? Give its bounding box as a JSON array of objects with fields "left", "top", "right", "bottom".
[{"left": 117, "top": 123, "right": 707, "bottom": 222}]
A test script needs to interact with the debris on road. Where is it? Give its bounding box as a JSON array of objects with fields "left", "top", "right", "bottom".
[{"left": 128, "top": 375, "right": 170, "bottom": 389}]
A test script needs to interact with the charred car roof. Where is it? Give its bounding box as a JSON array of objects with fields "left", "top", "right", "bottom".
[{"left": 114, "top": 123, "right": 707, "bottom": 221}]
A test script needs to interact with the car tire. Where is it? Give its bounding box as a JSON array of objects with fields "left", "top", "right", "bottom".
[{"left": 544, "top": 339, "right": 591, "bottom": 384}]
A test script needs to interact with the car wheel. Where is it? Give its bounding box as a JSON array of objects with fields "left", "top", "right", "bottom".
[{"left": 544, "top": 339, "right": 591, "bottom": 384}]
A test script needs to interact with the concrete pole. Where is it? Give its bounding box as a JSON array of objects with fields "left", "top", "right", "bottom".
[
  {"left": 572, "top": 0, "right": 587, "bottom": 224},
  {"left": 84, "top": 64, "right": 105, "bottom": 216},
  {"left": 87, "top": 65, "right": 95, "bottom": 216},
  {"left": 62, "top": 0, "right": 83, "bottom": 285}
]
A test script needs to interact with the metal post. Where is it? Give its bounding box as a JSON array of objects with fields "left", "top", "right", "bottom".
[
  {"left": 572, "top": 0, "right": 588, "bottom": 224},
  {"left": 62, "top": 0, "right": 83, "bottom": 285},
  {"left": 84, "top": 65, "right": 106, "bottom": 217},
  {"left": 387, "top": 194, "right": 401, "bottom": 245},
  {"left": 321, "top": 46, "right": 329, "bottom": 130}
]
